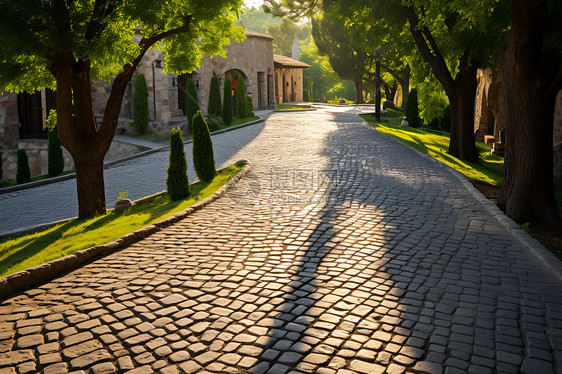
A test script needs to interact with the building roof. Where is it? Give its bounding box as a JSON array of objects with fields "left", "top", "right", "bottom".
[
  {"left": 244, "top": 29, "right": 274, "bottom": 40},
  {"left": 273, "top": 54, "right": 311, "bottom": 69}
]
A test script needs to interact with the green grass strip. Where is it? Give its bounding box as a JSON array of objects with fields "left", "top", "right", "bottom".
[
  {"left": 0, "top": 164, "right": 244, "bottom": 277},
  {"left": 361, "top": 114, "right": 504, "bottom": 186}
]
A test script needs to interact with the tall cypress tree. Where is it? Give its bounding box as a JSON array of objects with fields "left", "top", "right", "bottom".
[
  {"left": 186, "top": 77, "right": 199, "bottom": 131},
  {"left": 192, "top": 111, "right": 216, "bottom": 183},
  {"left": 405, "top": 88, "right": 421, "bottom": 128},
  {"left": 208, "top": 75, "right": 222, "bottom": 117},
  {"left": 223, "top": 79, "right": 233, "bottom": 125},
  {"left": 133, "top": 74, "right": 149, "bottom": 134},
  {"left": 235, "top": 73, "right": 247, "bottom": 118},
  {"left": 16, "top": 149, "right": 30, "bottom": 184},
  {"left": 167, "top": 128, "right": 190, "bottom": 201}
]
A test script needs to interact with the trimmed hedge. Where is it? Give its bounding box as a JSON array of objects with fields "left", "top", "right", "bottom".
[
  {"left": 223, "top": 79, "right": 233, "bottom": 125},
  {"left": 133, "top": 74, "right": 149, "bottom": 134},
  {"left": 47, "top": 110, "right": 64, "bottom": 177},
  {"left": 192, "top": 111, "right": 216, "bottom": 183},
  {"left": 405, "top": 88, "right": 421, "bottom": 128},
  {"left": 185, "top": 78, "right": 199, "bottom": 129},
  {"left": 166, "top": 128, "right": 190, "bottom": 201},
  {"left": 16, "top": 149, "right": 30, "bottom": 184},
  {"left": 235, "top": 73, "right": 247, "bottom": 118},
  {"left": 208, "top": 75, "right": 222, "bottom": 118}
]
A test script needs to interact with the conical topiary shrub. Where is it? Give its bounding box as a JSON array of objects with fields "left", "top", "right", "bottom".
[
  {"left": 235, "top": 73, "right": 247, "bottom": 118},
  {"left": 405, "top": 88, "right": 421, "bottom": 128},
  {"left": 16, "top": 149, "right": 30, "bottom": 184},
  {"left": 47, "top": 109, "right": 64, "bottom": 177},
  {"left": 223, "top": 79, "right": 233, "bottom": 126},
  {"left": 192, "top": 110, "right": 216, "bottom": 183},
  {"left": 167, "top": 128, "right": 190, "bottom": 201},
  {"left": 185, "top": 77, "right": 199, "bottom": 132},
  {"left": 133, "top": 74, "right": 149, "bottom": 134},
  {"left": 208, "top": 75, "right": 222, "bottom": 118}
]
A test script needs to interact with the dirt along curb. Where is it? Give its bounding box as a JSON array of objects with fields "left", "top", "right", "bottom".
[
  {"left": 362, "top": 119, "right": 562, "bottom": 283},
  {"left": 0, "top": 163, "right": 250, "bottom": 301}
]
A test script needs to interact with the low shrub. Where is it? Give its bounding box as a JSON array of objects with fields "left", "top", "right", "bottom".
[
  {"left": 16, "top": 149, "right": 30, "bottom": 184},
  {"left": 166, "top": 128, "right": 190, "bottom": 201},
  {"left": 303, "top": 88, "right": 312, "bottom": 102},
  {"left": 383, "top": 100, "right": 396, "bottom": 110},
  {"left": 206, "top": 116, "right": 225, "bottom": 132}
]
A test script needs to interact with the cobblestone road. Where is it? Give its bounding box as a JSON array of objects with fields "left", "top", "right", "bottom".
[
  {"left": 0, "top": 118, "right": 268, "bottom": 237},
  {"left": 1, "top": 109, "right": 562, "bottom": 373}
]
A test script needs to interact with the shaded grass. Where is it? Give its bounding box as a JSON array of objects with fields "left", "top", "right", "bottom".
[
  {"left": 1, "top": 169, "right": 75, "bottom": 188},
  {"left": 0, "top": 164, "right": 244, "bottom": 277},
  {"left": 228, "top": 116, "right": 260, "bottom": 128},
  {"left": 361, "top": 114, "right": 504, "bottom": 186}
]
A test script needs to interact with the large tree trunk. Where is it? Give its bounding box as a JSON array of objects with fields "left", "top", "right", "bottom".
[
  {"left": 500, "top": 0, "right": 560, "bottom": 224},
  {"left": 75, "top": 157, "right": 106, "bottom": 218},
  {"left": 354, "top": 79, "right": 364, "bottom": 104},
  {"left": 447, "top": 65, "right": 479, "bottom": 163}
]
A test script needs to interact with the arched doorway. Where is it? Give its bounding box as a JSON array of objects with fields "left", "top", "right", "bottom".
[{"left": 224, "top": 69, "right": 248, "bottom": 115}]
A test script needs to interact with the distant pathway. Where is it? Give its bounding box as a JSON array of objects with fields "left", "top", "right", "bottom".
[{"left": 1, "top": 109, "right": 561, "bottom": 373}]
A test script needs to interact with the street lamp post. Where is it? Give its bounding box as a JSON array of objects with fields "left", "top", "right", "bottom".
[{"left": 152, "top": 59, "right": 162, "bottom": 121}]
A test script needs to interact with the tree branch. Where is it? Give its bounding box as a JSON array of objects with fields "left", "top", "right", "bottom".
[
  {"left": 404, "top": 5, "right": 455, "bottom": 94},
  {"left": 85, "top": 0, "right": 118, "bottom": 41},
  {"left": 98, "top": 15, "right": 192, "bottom": 145}
]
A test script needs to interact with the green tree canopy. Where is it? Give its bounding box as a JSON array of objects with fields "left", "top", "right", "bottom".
[{"left": 0, "top": 0, "right": 244, "bottom": 218}]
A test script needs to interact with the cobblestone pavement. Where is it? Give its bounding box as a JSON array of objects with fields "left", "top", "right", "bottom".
[
  {"left": 0, "top": 117, "right": 268, "bottom": 237},
  {"left": 1, "top": 109, "right": 562, "bottom": 373}
]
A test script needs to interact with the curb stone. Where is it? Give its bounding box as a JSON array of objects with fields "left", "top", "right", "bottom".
[
  {"left": 0, "top": 116, "right": 265, "bottom": 195},
  {"left": 363, "top": 118, "right": 562, "bottom": 282},
  {"left": 0, "top": 164, "right": 250, "bottom": 301}
]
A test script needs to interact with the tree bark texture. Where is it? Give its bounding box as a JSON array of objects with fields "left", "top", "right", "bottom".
[
  {"left": 500, "top": 0, "right": 560, "bottom": 224},
  {"left": 405, "top": 7, "right": 479, "bottom": 162},
  {"left": 355, "top": 79, "right": 364, "bottom": 104},
  {"left": 52, "top": 1, "right": 192, "bottom": 218}
]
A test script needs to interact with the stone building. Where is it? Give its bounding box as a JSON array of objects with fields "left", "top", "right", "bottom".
[
  {"left": 474, "top": 68, "right": 562, "bottom": 188},
  {"left": 273, "top": 54, "right": 310, "bottom": 104},
  {"left": 0, "top": 29, "right": 309, "bottom": 181}
]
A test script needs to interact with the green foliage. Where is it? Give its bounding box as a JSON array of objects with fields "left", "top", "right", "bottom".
[
  {"left": 245, "top": 95, "right": 254, "bottom": 117},
  {"left": 47, "top": 110, "right": 64, "bottom": 177},
  {"left": 223, "top": 79, "right": 233, "bottom": 125},
  {"left": 185, "top": 77, "right": 199, "bottom": 127},
  {"left": 208, "top": 75, "right": 222, "bottom": 117},
  {"left": 311, "top": 9, "right": 367, "bottom": 87},
  {"left": 405, "top": 88, "right": 421, "bottom": 129},
  {"left": 192, "top": 111, "right": 216, "bottom": 183},
  {"left": 16, "top": 149, "right": 30, "bottom": 184},
  {"left": 133, "top": 74, "right": 149, "bottom": 134},
  {"left": 238, "top": 6, "right": 281, "bottom": 34},
  {"left": 0, "top": 0, "right": 245, "bottom": 93},
  {"left": 268, "top": 18, "right": 298, "bottom": 56},
  {"left": 206, "top": 116, "right": 225, "bottom": 132},
  {"left": 166, "top": 128, "right": 189, "bottom": 201},
  {"left": 235, "top": 74, "right": 247, "bottom": 118},
  {"left": 303, "top": 88, "right": 312, "bottom": 102},
  {"left": 383, "top": 100, "right": 396, "bottom": 110}
]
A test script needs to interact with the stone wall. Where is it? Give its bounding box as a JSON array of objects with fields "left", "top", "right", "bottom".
[
  {"left": 274, "top": 67, "right": 304, "bottom": 104},
  {"left": 0, "top": 93, "right": 20, "bottom": 153},
  {"left": 473, "top": 68, "right": 505, "bottom": 143},
  {"left": 1, "top": 140, "right": 145, "bottom": 181}
]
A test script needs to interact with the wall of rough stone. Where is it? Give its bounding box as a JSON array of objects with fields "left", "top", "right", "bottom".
[
  {"left": 1, "top": 140, "right": 145, "bottom": 181},
  {"left": 274, "top": 67, "right": 304, "bottom": 104},
  {"left": 0, "top": 93, "right": 20, "bottom": 152},
  {"left": 196, "top": 34, "right": 275, "bottom": 116},
  {"left": 474, "top": 68, "right": 493, "bottom": 142}
]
